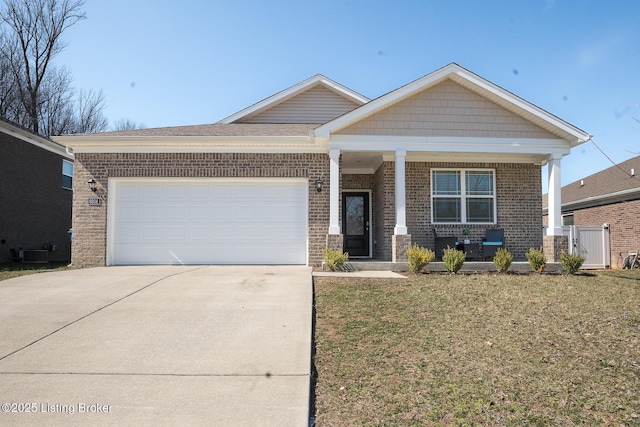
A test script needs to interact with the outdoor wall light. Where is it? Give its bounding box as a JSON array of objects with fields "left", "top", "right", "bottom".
[
  {"left": 315, "top": 179, "right": 323, "bottom": 192},
  {"left": 88, "top": 179, "right": 97, "bottom": 192}
]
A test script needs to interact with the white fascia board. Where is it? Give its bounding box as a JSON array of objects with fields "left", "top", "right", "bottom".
[
  {"left": 328, "top": 135, "right": 571, "bottom": 156},
  {"left": 218, "top": 74, "right": 369, "bottom": 124},
  {"left": 396, "top": 152, "right": 548, "bottom": 165},
  {"left": 55, "top": 135, "right": 325, "bottom": 154},
  {"left": 2, "top": 122, "right": 73, "bottom": 159}
]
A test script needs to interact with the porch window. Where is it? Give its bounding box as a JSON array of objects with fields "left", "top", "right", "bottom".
[{"left": 431, "top": 169, "right": 496, "bottom": 224}]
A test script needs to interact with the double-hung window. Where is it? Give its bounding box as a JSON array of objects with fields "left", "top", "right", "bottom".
[
  {"left": 431, "top": 169, "right": 496, "bottom": 224},
  {"left": 62, "top": 159, "right": 74, "bottom": 190}
]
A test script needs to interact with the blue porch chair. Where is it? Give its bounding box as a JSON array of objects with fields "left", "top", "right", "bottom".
[{"left": 482, "top": 229, "right": 504, "bottom": 260}]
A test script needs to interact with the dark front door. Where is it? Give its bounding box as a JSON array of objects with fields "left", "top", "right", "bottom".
[{"left": 342, "top": 192, "right": 370, "bottom": 257}]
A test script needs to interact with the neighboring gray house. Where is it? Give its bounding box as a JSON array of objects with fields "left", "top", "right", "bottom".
[
  {"left": 54, "top": 63, "right": 590, "bottom": 268},
  {"left": 1, "top": 118, "right": 73, "bottom": 263}
]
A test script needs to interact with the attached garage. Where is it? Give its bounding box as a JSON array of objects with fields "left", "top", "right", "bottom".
[{"left": 107, "top": 178, "right": 308, "bottom": 265}]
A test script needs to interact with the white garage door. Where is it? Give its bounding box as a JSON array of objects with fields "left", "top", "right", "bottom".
[{"left": 108, "top": 178, "right": 308, "bottom": 265}]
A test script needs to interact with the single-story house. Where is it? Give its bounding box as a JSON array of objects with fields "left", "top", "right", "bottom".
[
  {"left": 543, "top": 155, "right": 640, "bottom": 268},
  {"left": 54, "top": 63, "right": 590, "bottom": 268},
  {"left": 1, "top": 117, "right": 73, "bottom": 263}
]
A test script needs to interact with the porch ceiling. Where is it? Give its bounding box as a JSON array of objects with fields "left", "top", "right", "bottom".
[{"left": 341, "top": 151, "right": 548, "bottom": 173}]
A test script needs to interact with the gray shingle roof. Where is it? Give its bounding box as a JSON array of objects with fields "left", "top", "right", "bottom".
[
  {"left": 72, "top": 123, "right": 318, "bottom": 137},
  {"left": 543, "top": 155, "right": 640, "bottom": 208}
]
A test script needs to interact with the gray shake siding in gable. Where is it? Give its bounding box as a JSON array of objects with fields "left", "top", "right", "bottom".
[
  {"left": 240, "top": 85, "right": 361, "bottom": 124},
  {"left": 337, "top": 80, "right": 560, "bottom": 139},
  {"left": 72, "top": 153, "right": 330, "bottom": 268}
]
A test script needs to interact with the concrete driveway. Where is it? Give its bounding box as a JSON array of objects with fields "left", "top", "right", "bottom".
[{"left": 0, "top": 265, "right": 312, "bottom": 426}]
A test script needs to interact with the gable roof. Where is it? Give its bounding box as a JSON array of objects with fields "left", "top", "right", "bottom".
[
  {"left": 0, "top": 117, "right": 72, "bottom": 159},
  {"left": 543, "top": 155, "right": 640, "bottom": 211},
  {"left": 218, "top": 74, "right": 369, "bottom": 124},
  {"left": 313, "top": 63, "right": 591, "bottom": 145}
]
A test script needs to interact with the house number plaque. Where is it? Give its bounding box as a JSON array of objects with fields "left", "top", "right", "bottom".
[{"left": 88, "top": 198, "right": 102, "bottom": 206}]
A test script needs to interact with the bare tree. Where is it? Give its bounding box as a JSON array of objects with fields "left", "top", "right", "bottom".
[
  {"left": 0, "top": 30, "right": 19, "bottom": 118},
  {"left": 72, "top": 88, "right": 108, "bottom": 134},
  {"left": 112, "top": 118, "right": 145, "bottom": 131},
  {"left": 37, "top": 65, "right": 75, "bottom": 136},
  {"left": 0, "top": 0, "right": 86, "bottom": 134}
]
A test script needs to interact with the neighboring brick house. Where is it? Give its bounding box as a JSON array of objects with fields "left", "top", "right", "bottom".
[
  {"left": 543, "top": 155, "right": 640, "bottom": 268},
  {"left": 0, "top": 118, "right": 73, "bottom": 263},
  {"left": 54, "top": 63, "right": 590, "bottom": 268}
]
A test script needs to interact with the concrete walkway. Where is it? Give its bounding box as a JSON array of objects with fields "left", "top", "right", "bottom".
[{"left": 0, "top": 265, "right": 312, "bottom": 426}]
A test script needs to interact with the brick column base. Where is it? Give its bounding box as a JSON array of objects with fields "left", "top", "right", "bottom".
[
  {"left": 392, "top": 234, "right": 412, "bottom": 262},
  {"left": 543, "top": 235, "right": 568, "bottom": 263},
  {"left": 326, "top": 234, "right": 344, "bottom": 251}
]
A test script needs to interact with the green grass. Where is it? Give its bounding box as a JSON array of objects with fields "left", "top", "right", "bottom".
[
  {"left": 313, "top": 271, "right": 640, "bottom": 426},
  {"left": 0, "top": 262, "right": 71, "bottom": 281}
]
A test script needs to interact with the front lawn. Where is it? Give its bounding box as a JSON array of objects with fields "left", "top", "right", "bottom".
[
  {"left": 0, "top": 262, "right": 70, "bottom": 282},
  {"left": 313, "top": 271, "right": 640, "bottom": 426}
]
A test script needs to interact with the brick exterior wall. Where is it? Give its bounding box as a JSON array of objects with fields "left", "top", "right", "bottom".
[
  {"left": 373, "top": 161, "right": 395, "bottom": 260},
  {"left": 72, "top": 153, "right": 329, "bottom": 268},
  {"left": 0, "top": 131, "right": 72, "bottom": 262},
  {"left": 401, "top": 162, "right": 541, "bottom": 261},
  {"left": 73, "top": 152, "right": 543, "bottom": 267},
  {"left": 568, "top": 200, "right": 640, "bottom": 268}
]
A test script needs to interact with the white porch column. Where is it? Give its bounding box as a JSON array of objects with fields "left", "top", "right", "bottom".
[
  {"left": 394, "top": 149, "right": 408, "bottom": 235},
  {"left": 328, "top": 148, "right": 341, "bottom": 234},
  {"left": 547, "top": 154, "right": 562, "bottom": 236}
]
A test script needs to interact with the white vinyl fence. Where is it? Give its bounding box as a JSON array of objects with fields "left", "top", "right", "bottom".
[{"left": 544, "top": 224, "right": 611, "bottom": 269}]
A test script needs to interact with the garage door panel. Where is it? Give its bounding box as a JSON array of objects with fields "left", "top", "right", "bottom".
[{"left": 110, "top": 180, "right": 307, "bottom": 265}]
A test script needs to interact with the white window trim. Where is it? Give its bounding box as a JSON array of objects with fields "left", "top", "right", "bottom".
[
  {"left": 431, "top": 168, "right": 497, "bottom": 225},
  {"left": 62, "top": 159, "right": 74, "bottom": 191}
]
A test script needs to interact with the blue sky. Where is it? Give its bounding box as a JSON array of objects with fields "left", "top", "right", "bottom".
[{"left": 56, "top": 0, "right": 640, "bottom": 192}]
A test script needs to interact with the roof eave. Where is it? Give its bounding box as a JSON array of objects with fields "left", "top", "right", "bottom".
[
  {"left": 542, "top": 186, "right": 640, "bottom": 214},
  {"left": 52, "top": 134, "right": 322, "bottom": 154},
  {"left": 1, "top": 120, "right": 73, "bottom": 159}
]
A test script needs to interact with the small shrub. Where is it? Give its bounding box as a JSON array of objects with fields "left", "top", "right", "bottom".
[
  {"left": 442, "top": 247, "right": 465, "bottom": 273},
  {"left": 559, "top": 251, "right": 585, "bottom": 274},
  {"left": 406, "top": 244, "right": 435, "bottom": 273},
  {"left": 493, "top": 248, "right": 513, "bottom": 273},
  {"left": 323, "top": 247, "right": 349, "bottom": 271},
  {"left": 525, "top": 247, "right": 547, "bottom": 273}
]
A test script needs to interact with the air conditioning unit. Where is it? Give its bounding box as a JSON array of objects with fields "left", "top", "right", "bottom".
[{"left": 21, "top": 249, "right": 48, "bottom": 263}]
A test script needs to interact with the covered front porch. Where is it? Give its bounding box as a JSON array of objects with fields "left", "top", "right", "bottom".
[
  {"left": 324, "top": 148, "right": 569, "bottom": 263},
  {"left": 311, "top": 64, "right": 590, "bottom": 265}
]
